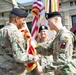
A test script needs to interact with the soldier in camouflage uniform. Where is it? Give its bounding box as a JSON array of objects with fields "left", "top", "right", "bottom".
[
  {"left": 35, "top": 12, "right": 76, "bottom": 75},
  {"left": 38, "top": 25, "right": 54, "bottom": 75},
  {"left": 0, "top": 8, "right": 39, "bottom": 75}
]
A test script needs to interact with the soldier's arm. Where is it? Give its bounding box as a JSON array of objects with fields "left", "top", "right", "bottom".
[
  {"left": 11, "top": 41, "right": 37, "bottom": 64},
  {"left": 9, "top": 33, "right": 38, "bottom": 64},
  {"left": 57, "top": 32, "right": 74, "bottom": 64},
  {"left": 55, "top": 32, "right": 76, "bottom": 74},
  {"left": 35, "top": 41, "right": 53, "bottom": 56},
  {"left": 39, "top": 32, "right": 75, "bottom": 73}
]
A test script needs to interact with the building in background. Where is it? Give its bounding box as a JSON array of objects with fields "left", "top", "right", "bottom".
[
  {"left": 0, "top": 0, "right": 25, "bottom": 29},
  {"left": 23, "top": 0, "right": 76, "bottom": 31},
  {"left": 0, "top": 0, "right": 76, "bottom": 31},
  {"left": 60, "top": 0, "right": 76, "bottom": 30},
  {"left": 22, "top": 1, "right": 33, "bottom": 32}
]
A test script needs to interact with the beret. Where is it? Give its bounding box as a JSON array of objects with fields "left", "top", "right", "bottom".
[
  {"left": 10, "top": 8, "right": 28, "bottom": 18},
  {"left": 39, "top": 25, "right": 48, "bottom": 32},
  {"left": 45, "top": 11, "right": 61, "bottom": 19}
]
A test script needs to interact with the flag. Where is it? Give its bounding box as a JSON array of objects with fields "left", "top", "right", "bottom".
[
  {"left": 24, "top": 0, "right": 44, "bottom": 72},
  {"left": 20, "top": 26, "right": 37, "bottom": 72},
  {"left": 44, "top": 0, "right": 60, "bottom": 40},
  {"left": 31, "top": 0, "right": 44, "bottom": 40},
  {"left": 45, "top": 0, "right": 60, "bottom": 13}
]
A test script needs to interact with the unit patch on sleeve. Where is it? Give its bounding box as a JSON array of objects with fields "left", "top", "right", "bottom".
[
  {"left": 60, "top": 42, "right": 66, "bottom": 49},
  {"left": 60, "top": 38, "right": 68, "bottom": 49}
]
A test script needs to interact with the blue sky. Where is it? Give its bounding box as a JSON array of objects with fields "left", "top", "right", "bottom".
[{"left": 16, "top": 0, "right": 34, "bottom": 3}]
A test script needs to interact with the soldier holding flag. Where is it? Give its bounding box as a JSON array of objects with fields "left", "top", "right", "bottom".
[{"left": 0, "top": 8, "right": 40, "bottom": 75}]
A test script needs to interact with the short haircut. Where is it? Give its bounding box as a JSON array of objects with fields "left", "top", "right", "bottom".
[{"left": 9, "top": 13, "right": 17, "bottom": 19}]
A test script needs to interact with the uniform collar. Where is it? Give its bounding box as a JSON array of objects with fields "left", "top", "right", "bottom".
[
  {"left": 55, "top": 26, "right": 66, "bottom": 38},
  {"left": 9, "top": 23, "right": 18, "bottom": 30}
]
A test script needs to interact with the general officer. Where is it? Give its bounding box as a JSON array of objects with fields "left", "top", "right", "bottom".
[
  {"left": 35, "top": 12, "right": 76, "bottom": 75},
  {"left": 0, "top": 8, "right": 39, "bottom": 75}
]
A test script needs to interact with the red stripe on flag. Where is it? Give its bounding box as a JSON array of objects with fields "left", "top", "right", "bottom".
[
  {"left": 32, "top": 16, "right": 37, "bottom": 25},
  {"left": 34, "top": 2, "right": 42, "bottom": 7},
  {"left": 31, "top": 23, "right": 38, "bottom": 36},
  {"left": 35, "top": 35, "right": 38, "bottom": 40}
]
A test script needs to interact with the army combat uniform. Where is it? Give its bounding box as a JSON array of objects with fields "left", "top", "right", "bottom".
[
  {"left": 37, "top": 39, "right": 54, "bottom": 75},
  {"left": 36, "top": 27, "right": 76, "bottom": 75},
  {"left": 0, "top": 23, "right": 37, "bottom": 75}
]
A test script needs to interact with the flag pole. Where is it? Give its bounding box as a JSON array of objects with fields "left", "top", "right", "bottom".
[{"left": 11, "top": 0, "right": 18, "bottom": 8}]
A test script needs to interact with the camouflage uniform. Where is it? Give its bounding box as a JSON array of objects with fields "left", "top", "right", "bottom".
[
  {"left": 36, "top": 27, "right": 76, "bottom": 75},
  {"left": 37, "top": 40, "right": 54, "bottom": 75},
  {"left": 0, "top": 23, "right": 37, "bottom": 75}
]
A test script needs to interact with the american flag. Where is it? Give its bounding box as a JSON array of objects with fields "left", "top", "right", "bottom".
[{"left": 31, "top": 0, "right": 44, "bottom": 40}]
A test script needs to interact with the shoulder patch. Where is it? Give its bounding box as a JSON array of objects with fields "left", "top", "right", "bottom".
[
  {"left": 60, "top": 38, "right": 68, "bottom": 49},
  {"left": 60, "top": 42, "right": 66, "bottom": 49}
]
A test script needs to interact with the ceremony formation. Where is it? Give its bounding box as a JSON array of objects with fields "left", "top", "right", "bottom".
[{"left": 0, "top": 0, "right": 76, "bottom": 75}]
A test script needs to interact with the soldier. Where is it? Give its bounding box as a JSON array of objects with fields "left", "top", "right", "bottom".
[
  {"left": 0, "top": 8, "right": 39, "bottom": 75},
  {"left": 38, "top": 25, "right": 49, "bottom": 42},
  {"left": 38, "top": 25, "right": 54, "bottom": 75},
  {"left": 35, "top": 12, "right": 76, "bottom": 75}
]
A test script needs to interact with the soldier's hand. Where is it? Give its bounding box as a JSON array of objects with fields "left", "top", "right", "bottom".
[
  {"left": 36, "top": 62, "right": 44, "bottom": 74},
  {"left": 34, "top": 55, "right": 40, "bottom": 62}
]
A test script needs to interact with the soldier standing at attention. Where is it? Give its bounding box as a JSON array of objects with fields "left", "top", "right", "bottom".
[
  {"left": 35, "top": 12, "right": 76, "bottom": 75},
  {"left": 0, "top": 8, "right": 39, "bottom": 75}
]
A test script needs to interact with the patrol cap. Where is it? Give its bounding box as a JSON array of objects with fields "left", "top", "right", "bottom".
[
  {"left": 45, "top": 11, "right": 61, "bottom": 19},
  {"left": 10, "top": 8, "right": 28, "bottom": 18},
  {"left": 39, "top": 25, "right": 48, "bottom": 32}
]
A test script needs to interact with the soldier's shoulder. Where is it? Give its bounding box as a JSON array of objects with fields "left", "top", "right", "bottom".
[
  {"left": 61, "top": 27, "right": 74, "bottom": 36},
  {"left": 57, "top": 29, "right": 74, "bottom": 42}
]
